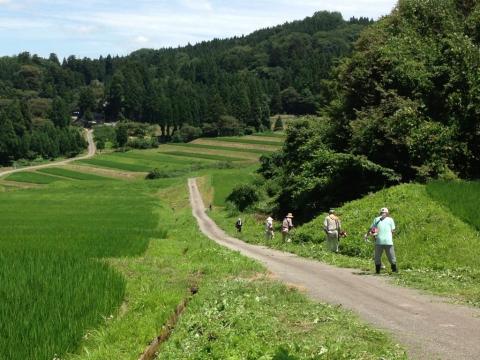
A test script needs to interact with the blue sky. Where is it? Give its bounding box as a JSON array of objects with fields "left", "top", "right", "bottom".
[{"left": 0, "top": 0, "right": 397, "bottom": 59}]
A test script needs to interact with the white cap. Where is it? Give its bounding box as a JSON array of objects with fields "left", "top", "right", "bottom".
[{"left": 380, "top": 207, "right": 389, "bottom": 214}]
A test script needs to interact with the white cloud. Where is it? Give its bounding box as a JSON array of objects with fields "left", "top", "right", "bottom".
[
  {"left": 181, "top": 0, "right": 212, "bottom": 11},
  {"left": 134, "top": 35, "right": 149, "bottom": 44}
]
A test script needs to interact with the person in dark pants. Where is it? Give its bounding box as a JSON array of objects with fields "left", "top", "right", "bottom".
[
  {"left": 365, "top": 207, "right": 397, "bottom": 274},
  {"left": 235, "top": 218, "right": 243, "bottom": 233}
]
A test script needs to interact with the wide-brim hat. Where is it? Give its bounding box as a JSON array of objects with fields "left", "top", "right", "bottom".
[
  {"left": 286, "top": 213, "right": 293, "bottom": 218},
  {"left": 267, "top": 216, "right": 273, "bottom": 221}
]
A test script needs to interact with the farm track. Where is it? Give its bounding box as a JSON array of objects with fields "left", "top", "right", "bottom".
[
  {"left": 0, "top": 129, "right": 96, "bottom": 178},
  {"left": 188, "top": 177, "right": 480, "bottom": 360}
]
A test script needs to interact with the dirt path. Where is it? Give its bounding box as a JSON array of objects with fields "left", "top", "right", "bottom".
[
  {"left": 0, "top": 129, "right": 96, "bottom": 178},
  {"left": 188, "top": 178, "right": 480, "bottom": 360}
]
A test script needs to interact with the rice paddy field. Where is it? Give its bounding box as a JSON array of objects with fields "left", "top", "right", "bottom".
[{"left": 0, "top": 132, "right": 407, "bottom": 359}]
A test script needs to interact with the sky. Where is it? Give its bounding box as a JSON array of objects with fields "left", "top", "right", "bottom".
[{"left": 0, "top": 0, "right": 398, "bottom": 59}]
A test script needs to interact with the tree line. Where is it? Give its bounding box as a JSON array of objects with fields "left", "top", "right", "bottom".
[
  {"left": 257, "top": 0, "right": 480, "bottom": 221},
  {"left": 0, "top": 12, "right": 371, "bottom": 163}
]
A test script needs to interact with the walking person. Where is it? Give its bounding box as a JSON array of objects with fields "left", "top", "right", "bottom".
[
  {"left": 365, "top": 207, "right": 397, "bottom": 274},
  {"left": 282, "top": 213, "right": 294, "bottom": 242},
  {"left": 323, "top": 209, "right": 341, "bottom": 252},
  {"left": 265, "top": 216, "right": 274, "bottom": 241},
  {"left": 235, "top": 217, "right": 243, "bottom": 233}
]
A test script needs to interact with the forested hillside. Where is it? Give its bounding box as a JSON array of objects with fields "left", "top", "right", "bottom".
[
  {"left": 0, "top": 11, "right": 371, "bottom": 165},
  {"left": 258, "top": 0, "right": 480, "bottom": 220}
]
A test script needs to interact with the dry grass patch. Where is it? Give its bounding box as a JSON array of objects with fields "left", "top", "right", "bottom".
[{"left": 192, "top": 139, "right": 280, "bottom": 151}]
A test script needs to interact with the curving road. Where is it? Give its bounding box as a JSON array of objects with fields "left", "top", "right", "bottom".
[
  {"left": 188, "top": 178, "right": 480, "bottom": 360},
  {"left": 0, "top": 129, "right": 96, "bottom": 178}
]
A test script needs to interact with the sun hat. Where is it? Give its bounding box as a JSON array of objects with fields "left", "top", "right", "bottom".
[
  {"left": 286, "top": 213, "right": 294, "bottom": 218},
  {"left": 329, "top": 209, "right": 335, "bottom": 214},
  {"left": 380, "top": 207, "right": 389, "bottom": 214},
  {"left": 267, "top": 216, "right": 273, "bottom": 221}
]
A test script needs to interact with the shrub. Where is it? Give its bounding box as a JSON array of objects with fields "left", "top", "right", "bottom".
[
  {"left": 171, "top": 125, "right": 202, "bottom": 143},
  {"left": 226, "top": 184, "right": 259, "bottom": 211},
  {"left": 274, "top": 116, "right": 283, "bottom": 131},
  {"left": 145, "top": 168, "right": 167, "bottom": 179},
  {"left": 277, "top": 149, "right": 400, "bottom": 222}
]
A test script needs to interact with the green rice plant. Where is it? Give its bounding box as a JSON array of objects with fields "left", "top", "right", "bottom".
[
  {"left": 427, "top": 180, "right": 480, "bottom": 231},
  {"left": 77, "top": 158, "right": 153, "bottom": 172},
  {"left": 37, "top": 167, "right": 111, "bottom": 181},
  {"left": 6, "top": 171, "right": 62, "bottom": 184},
  {"left": 251, "top": 131, "right": 286, "bottom": 138},
  {"left": 167, "top": 142, "right": 274, "bottom": 154},
  {"left": 161, "top": 151, "right": 246, "bottom": 162},
  {"left": 0, "top": 249, "right": 124, "bottom": 360},
  {"left": 0, "top": 181, "right": 168, "bottom": 359},
  {"left": 209, "top": 137, "right": 282, "bottom": 146}
]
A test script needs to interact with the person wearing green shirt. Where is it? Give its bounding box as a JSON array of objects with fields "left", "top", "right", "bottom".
[{"left": 365, "top": 207, "right": 397, "bottom": 274}]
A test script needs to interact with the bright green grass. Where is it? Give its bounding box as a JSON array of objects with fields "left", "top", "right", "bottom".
[
  {"left": 69, "top": 183, "right": 404, "bottom": 360},
  {"left": 212, "top": 183, "right": 480, "bottom": 307},
  {"left": 161, "top": 151, "right": 246, "bottom": 162},
  {"left": 0, "top": 180, "right": 171, "bottom": 359},
  {"left": 6, "top": 171, "right": 62, "bottom": 184},
  {"left": 210, "top": 165, "right": 259, "bottom": 206},
  {"left": 78, "top": 158, "right": 153, "bottom": 172},
  {"left": 207, "top": 137, "right": 282, "bottom": 146},
  {"left": 427, "top": 180, "right": 480, "bottom": 231},
  {"left": 251, "top": 131, "right": 285, "bottom": 138},
  {"left": 167, "top": 142, "right": 275, "bottom": 154},
  {"left": 78, "top": 150, "right": 207, "bottom": 173},
  {"left": 37, "top": 167, "right": 110, "bottom": 181}
]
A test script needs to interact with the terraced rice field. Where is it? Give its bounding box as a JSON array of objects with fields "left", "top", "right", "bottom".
[
  {"left": 37, "top": 167, "right": 111, "bottom": 180},
  {"left": 0, "top": 132, "right": 300, "bottom": 360},
  {"left": 0, "top": 181, "right": 168, "bottom": 359}
]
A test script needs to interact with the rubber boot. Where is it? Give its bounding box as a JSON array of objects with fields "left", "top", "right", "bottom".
[
  {"left": 375, "top": 264, "right": 381, "bottom": 274},
  {"left": 391, "top": 264, "right": 398, "bottom": 273}
]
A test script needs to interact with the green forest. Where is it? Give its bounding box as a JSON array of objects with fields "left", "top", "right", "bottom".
[
  {"left": 0, "top": 12, "right": 371, "bottom": 165},
  {"left": 256, "top": 0, "right": 480, "bottom": 221}
]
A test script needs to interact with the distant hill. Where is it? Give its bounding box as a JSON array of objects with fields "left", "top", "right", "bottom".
[{"left": 0, "top": 11, "right": 372, "bottom": 165}]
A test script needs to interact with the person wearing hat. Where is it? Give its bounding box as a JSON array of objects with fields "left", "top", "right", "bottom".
[
  {"left": 235, "top": 217, "right": 243, "bottom": 233},
  {"left": 323, "top": 209, "right": 341, "bottom": 252},
  {"left": 365, "top": 207, "right": 397, "bottom": 274},
  {"left": 265, "top": 216, "right": 274, "bottom": 240},
  {"left": 282, "top": 213, "right": 294, "bottom": 242}
]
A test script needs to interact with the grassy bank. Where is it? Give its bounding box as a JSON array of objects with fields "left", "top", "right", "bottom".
[{"left": 209, "top": 182, "right": 480, "bottom": 307}]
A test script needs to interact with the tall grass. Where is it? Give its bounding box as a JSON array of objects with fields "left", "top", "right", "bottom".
[
  {"left": 427, "top": 180, "right": 480, "bottom": 231},
  {"left": 0, "top": 181, "right": 166, "bottom": 359}
]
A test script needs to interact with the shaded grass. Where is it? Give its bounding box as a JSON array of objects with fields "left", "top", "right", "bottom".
[
  {"left": 427, "top": 180, "right": 480, "bottom": 231},
  {"left": 37, "top": 167, "right": 111, "bottom": 181},
  {"left": 6, "top": 171, "right": 62, "bottom": 184}
]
